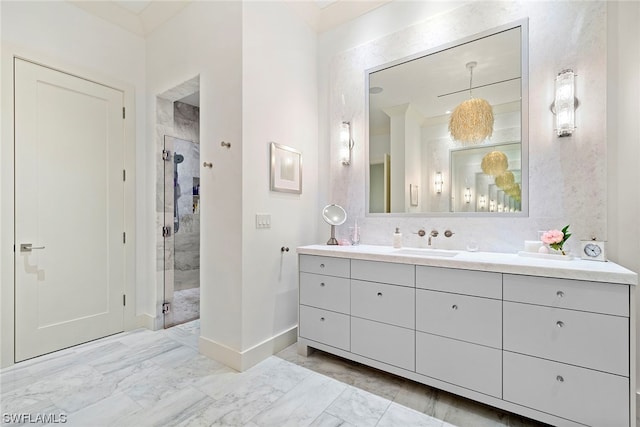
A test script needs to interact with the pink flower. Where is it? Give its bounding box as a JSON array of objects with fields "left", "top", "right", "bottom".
[{"left": 541, "top": 229, "right": 564, "bottom": 245}]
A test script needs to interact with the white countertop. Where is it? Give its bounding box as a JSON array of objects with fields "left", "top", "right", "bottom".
[{"left": 297, "top": 244, "right": 638, "bottom": 285}]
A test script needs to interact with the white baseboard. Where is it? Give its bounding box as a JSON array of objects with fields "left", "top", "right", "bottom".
[
  {"left": 199, "top": 326, "right": 298, "bottom": 372},
  {"left": 131, "top": 313, "right": 156, "bottom": 331}
]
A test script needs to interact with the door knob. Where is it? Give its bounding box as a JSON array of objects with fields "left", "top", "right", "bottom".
[{"left": 20, "top": 243, "right": 45, "bottom": 252}]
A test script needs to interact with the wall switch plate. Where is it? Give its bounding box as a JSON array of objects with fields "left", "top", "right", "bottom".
[{"left": 256, "top": 213, "right": 271, "bottom": 229}]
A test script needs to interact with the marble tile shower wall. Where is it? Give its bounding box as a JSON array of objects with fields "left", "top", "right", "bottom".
[
  {"left": 328, "top": 1, "right": 607, "bottom": 254},
  {"left": 156, "top": 98, "right": 200, "bottom": 311}
]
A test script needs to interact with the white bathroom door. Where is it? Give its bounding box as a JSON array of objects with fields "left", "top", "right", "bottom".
[{"left": 14, "top": 58, "right": 125, "bottom": 362}]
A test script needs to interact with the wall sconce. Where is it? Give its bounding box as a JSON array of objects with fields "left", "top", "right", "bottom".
[
  {"left": 434, "top": 172, "right": 443, "bottom": 194},
  {"left": 489, "top": 199, "right": 496, "bottom": 212},
  {"left": 551, "top": 69, "right": 578, "bottom": 137},
  {"left": 340, "top": 121, "right": 354, "bottom": 165},
  {"left": 464, "top": 187, "right": 472, "bottom": 204},
  {"left": 478, "top": 195, "right": 486, "bottom": 210}
]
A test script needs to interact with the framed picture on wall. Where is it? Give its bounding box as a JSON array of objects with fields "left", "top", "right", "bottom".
[
  {"left": 410, "top": 184, "right": 419, "bottom": 206},
  {"left": 270, "top": 142, "right": 302, "bottom": 194}
]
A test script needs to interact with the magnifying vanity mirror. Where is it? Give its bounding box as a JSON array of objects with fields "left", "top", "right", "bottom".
[
  {"left": 322, "top": 204, "right": 347, "bottom": 245},
  {"left": 366, "top": 20, "right": 528, "bottom": 216}
]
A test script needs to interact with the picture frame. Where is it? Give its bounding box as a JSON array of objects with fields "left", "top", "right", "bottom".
[
  {"left": 270, "top": 142, "right": 302, "bottom": 194},
  {"left": 410, "top": 184, "right": 419, "bottom": 206}
]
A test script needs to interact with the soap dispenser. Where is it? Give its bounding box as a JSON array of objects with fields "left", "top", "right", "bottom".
[{"left": 393, "top": 227, "right": 402, "bottom": 248}]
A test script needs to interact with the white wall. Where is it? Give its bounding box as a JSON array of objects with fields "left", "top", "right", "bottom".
[
  {"left": 241, "top": 1, "right": 318, "bottom": 353},
  {"left": 145, "top": 1, "right": 244, "bottom": 352},
  {"left": 0, "top": 0, "right": 146, "bottom": 368},
  {"left": 606, "top": 0, "right": 640, "bottom": 392}
]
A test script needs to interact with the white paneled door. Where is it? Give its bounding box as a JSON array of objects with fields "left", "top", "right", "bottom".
[{"left": 14, "top": 58, "right": 125, "bottom": 362}]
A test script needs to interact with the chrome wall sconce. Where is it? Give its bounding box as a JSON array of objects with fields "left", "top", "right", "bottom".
[
  {"left": 464, "top": 187, "right": 472, "bottom": 204},
  {"left": 340, "top": 121, "right": 354, "bottom": 165},
  {"left": 551, "top": 69, "right": 578, "bottom": 137},
  {"left": 434, "top": 172, "right": 443, "bottom": 194},
  {"left": 478, "top": 195, "right": 486, "bottom": 210}
]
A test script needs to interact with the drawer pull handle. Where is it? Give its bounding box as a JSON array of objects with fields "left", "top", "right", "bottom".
[
  {"left": 377, "top": 292, "right": 383, "bottom": 297},
  {"left": 556, "top": 375, "right": 564, "bottom": 383},
  {"left": 556, "top": 321, "right": 565, "bottom": 328},
  {"left": 320, "top": 317, "right": 325, "bottom": 322},
  {"left": 320, "top": 263, "right": 325, "bottom": 268},
  {"left": 556, "top": 290, "right": 564, "bottom": 298},
  {"left": 452, "top": 304, "right": 458, "bottom": 310},
  {"left": 320, "top": 283, "right": 325, "bottom": 287}
]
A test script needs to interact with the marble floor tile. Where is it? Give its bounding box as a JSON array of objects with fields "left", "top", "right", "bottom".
[
  {"left": 325, "top": 386, "right": 391, "bottom": 427},
  {"left": 0, "top": 321, "right": 599, "bottom": 427}
]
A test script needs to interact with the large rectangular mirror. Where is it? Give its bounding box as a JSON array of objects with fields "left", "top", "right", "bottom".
[{"left": 366, "top": 20, "right": 528, "bottom": 216}]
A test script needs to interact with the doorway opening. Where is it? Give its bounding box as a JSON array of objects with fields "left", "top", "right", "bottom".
[{"left": 156, "top": 76, "right": 200, "bottom": 329}]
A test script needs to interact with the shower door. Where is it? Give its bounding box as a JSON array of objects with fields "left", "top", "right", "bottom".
[{"left": 163, "top": 136, "right": 200, "bottom": 328}]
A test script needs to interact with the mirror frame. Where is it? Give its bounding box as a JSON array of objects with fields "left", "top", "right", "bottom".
[{"left": 365, "top": 19, "right": 529, "bottom": 217}]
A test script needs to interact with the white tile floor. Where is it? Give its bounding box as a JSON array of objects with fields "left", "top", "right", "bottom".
[{"left": 0, "top": 322, "right": 629, "bottom": 426}]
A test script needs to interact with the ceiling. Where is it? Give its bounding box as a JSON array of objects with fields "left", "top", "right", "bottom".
[{"left": 67, "top": 0, "right": 391, "bottom": 37}]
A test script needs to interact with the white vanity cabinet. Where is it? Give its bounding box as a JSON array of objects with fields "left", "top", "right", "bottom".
[
  {"left": 298, "top": 255, "right": 351, "bottom": 351},
  {"left": 415, "top": 266, "right": 502, "bottom": 397},
  {"left": 350, "top": 260, "right": 415, "bottom": 371},
  {"left": 503, "top": 274, "right": 631, "bottom": 426},
  {"left": 297, "top": 246, "right": 636, "bottom": 427}
]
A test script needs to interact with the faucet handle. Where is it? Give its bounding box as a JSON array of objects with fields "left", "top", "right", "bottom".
[
  {"left": 430, "top": 230, "right": 439, "bottom": 237},
  {"left": 444, "top": 229, "right": 455, "bottom": 238},
  {"left": 414, "top": 229, "right": 426, "bottom": 237}
]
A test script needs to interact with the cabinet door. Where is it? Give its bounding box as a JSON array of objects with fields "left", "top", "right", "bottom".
[
  {"left": 416, "top": 332, "right": 502, "bottom": 398},
  {"left": 299, "top": 255, "right": 350, "bottom": 278},
  {"left": 351, "top": 280, "right": 414, "bottom": 329},
  {"left": 300, "top": 272, "right": 350, "bottom": 314},
  {"left": 504, "top": 301, "right": 628, "bottom": 376},
  {"left": 503, "top": 275, "right": 629, "bottom": 316},
  {"left": 504, "top": 351, "right": 629, "bottom": 427},
  {"left": 299, "top": 305, "right": 350, "bottom": 351},
  {"left": 351, "top": 317, "right": 414, "bottom": 371},
  {"left": 351, "top": 260, "right": 414, "bottom": 287},
  {"left": 416, "top": 290, "right": 501, "bottom": 349},
  {"left": 416, "top": 266, "right": 501, "bottom": 299}
]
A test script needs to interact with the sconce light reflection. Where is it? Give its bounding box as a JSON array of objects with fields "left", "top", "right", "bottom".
[
  {"left": 340, "top": 121, "right": 354, "bottom": 165},
  {"left": 478, "top": 195, "right": 486, "bottom": 210},
  {"left": 464, "top": 187, "right": 472, "bottom": 204},
  {"left": 552, "top": 69, "right": 577, "bottom": 137},
  {"left": 434, "top": 172, "right": 443, "bottom": 194}
]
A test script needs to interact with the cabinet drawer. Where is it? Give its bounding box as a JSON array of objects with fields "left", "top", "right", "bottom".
[
  {"left": 351, "top": 280, "right": 414, "bottom": 329},
  {"left": 416, "top": 332, "right": 501, "bottom": 398},
  {"left": 504, "top": 352, "right": 629, "bottom": 427},
  {"left": 416, "top": 266, "right": 501, "bottom": 299},
  {"left": 503, "top": 274, "right": 629, "bottom": 316},
  {"left": 351, "top": 317, "right": 414, "bottom": 371},
  {"left": 416, "top": 290, "right": 501, "bottom": 348},
  {"left": 299, "top": 305, "right": 350, "bottom": 351},
  {"left": 351, "top": 260, "right": 414, "bottom": 287},
  {"left": 300, "top": 272, "right": 350, "bottom": 314},
  {"left": 299, "top": 255, "right": 350, "bottom": 278},
  {"left": 504, "top": 301, "right": 628, "bottom": 376}
]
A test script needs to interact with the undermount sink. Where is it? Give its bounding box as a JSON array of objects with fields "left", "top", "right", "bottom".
[{"left": 393, "top": 248, "right": 459, "bottom": 258}]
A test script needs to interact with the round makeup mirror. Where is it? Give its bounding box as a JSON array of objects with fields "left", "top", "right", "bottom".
[{"left": 322, "top": 204, "right": 347, "bottom": 245}]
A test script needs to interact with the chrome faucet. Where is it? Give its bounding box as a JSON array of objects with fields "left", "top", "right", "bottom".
[{"left": 428, "top": 230, "right": 439, "bottom": 246}]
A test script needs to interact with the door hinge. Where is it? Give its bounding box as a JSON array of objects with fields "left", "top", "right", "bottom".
[
  {"left": 123, "top": 169, "right": 126, "bottom": 182},
  {"left": 162, "top": 226, "right": 172, "bottom": 237},
  {"left": 162, "top": 302, "right": 171, "bottom": 314},
  {"left": 123, "top": 294, "right": 126, "bottom": 306},
  {"left": 123, "top": 232, "right": 126, "bottom": 244},
  {"left": 122, "top": 107, "right": 126, "bottom": 119},
  {"left": 162, "top": 149, "right": 170, "bottom": 161}
]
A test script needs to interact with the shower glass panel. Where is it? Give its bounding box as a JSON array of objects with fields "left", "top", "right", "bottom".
[{"left": 163, "top": 135, "right": 200, "bottom": 328}]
